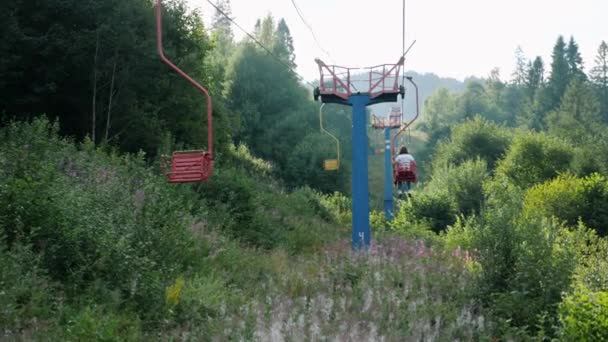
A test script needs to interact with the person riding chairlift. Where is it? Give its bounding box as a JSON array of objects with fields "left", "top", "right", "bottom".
[{"left": 394, "top": 146, "right": 417, "bottom": 198}]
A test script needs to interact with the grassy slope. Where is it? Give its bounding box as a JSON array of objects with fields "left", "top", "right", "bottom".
[{"left": 0, "top": 118, "right": 498, "bottom": 340}]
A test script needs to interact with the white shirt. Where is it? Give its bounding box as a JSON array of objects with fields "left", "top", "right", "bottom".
[{"left": 395, "top": 153, "right": 415, "bottom": 167}]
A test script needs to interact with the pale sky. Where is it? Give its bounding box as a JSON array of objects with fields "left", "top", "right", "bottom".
[{"left": 191, "top": 0, "right": 607, "bottom": 82}]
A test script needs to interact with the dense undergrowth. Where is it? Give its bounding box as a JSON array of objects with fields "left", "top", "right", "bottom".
[
  {"left": 389, "top": 114, "right": 608, "bottom": 340},
  {"left": 0, "top": 119, "right": 531, "bottom": 340},
  {"left": 0, "top": 118, "right": 347, "bottom": 339},
  {"left": 2, "top": 119, "right": 608, "bottom": 340}
]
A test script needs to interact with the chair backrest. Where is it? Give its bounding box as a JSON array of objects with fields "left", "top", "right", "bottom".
[
  {"left": 167, "top": 151, "right": 212, "bottom": 183},
  {"left": 397, "top": 160, "right": 417, "bottom": 174}
]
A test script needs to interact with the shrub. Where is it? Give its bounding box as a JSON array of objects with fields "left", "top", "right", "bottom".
[
  {"left": 433, "top": 116, "right": 512, "bottom": 170},
  {"left": 559, "top": 286, "right": 608, "bottom": 341},
  {"left": 0, "top": 240, "right": 54, "bottom": 335},
  {"left": 392, "top": 190, "right": 456, "bottom": 234},
  {"left": 454, "top": 178, "right": 586, "bottom": 333},
  {"left": 524, "top": 173, "right": 608, "bottom": 236},
  {"left": 468, "top": 178, "right": 583, "bottom": 333},
  {"left": 198, "top": 167, "right": 272, "bottom": 247},
  {"left": 0, "top": 118, "right": 208, "bottom": 320},
  {"left": 443, "top": 214, "right": 478, "bottom": 251},
  {"left": 319, "top": 192, "right": 352, "bottom": 226},
  {"left": 427, "top": 158, "right": 489, "bottom": 215},
  {"left": 54, "top": 305, "right": 142, "bottom": 341},
  {"left": 496, "top": 132, "right": 574, "bottom": 188}
]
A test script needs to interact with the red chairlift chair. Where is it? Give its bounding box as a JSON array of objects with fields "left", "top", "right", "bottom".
[
  {"left": 392, "top": 77, "right": 420, "bottom": 184},
  {"left": 156, "top": 0, "right": 213, "bottom": 183},
  {"left": 388, "top": 106, "right": 402, "bottom": 128}
]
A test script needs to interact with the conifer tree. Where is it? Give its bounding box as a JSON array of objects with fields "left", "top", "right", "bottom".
[
  {"left": 512, "top": 46, "right": 528, "bottom": 85},
  {"left": 547, "top": 79, "right": 601, "bottom": 143},
  {"left": 545, "top": 36, "right": 570, "bottom": 111},
  {"left": 274, "top": 19, "right": 296, "bottom": 69},
  {"left": 590, "top": 41, "right": 608, "bottom": 122},
  {"left": 525, "top": 56, "right": 545, "bottom": 100},
  {"left": 211, "top": 0, "right": 234, "bottom": 57},
  {"left": 566, "top": 36, "right": 586, "bottom": 81}
]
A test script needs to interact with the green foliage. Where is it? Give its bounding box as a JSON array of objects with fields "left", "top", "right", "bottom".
[
  {"left": 0, "top": 118, "right": 354, "bottom": 337},
  {"left": 0, "top": 240, "right": 54, "bottom": 334},
  {"left": 198, "top": 163, "right": 341, "bottom": 251},
  {"left": 392, "top": 190, "right": 456, "bottom": 234},
  {"left": 427, "top": 159, "right": 489, "bottom": 216},
  {"left": 544, "top": 36, "right": 571, "bottom": 112},
  {"left": 419, "top": 87, "right": 460, "bottom": 146},
  {"left": 0, "top": 0, "right": 225, "bottom": 155},
  {"left": 284, "top": 132, "right": 349, "bottom": 193},
  {"left": 463, "top": 178, "right": 583, "bottom": 333},
  {"left": 2, "top": 2, "right": 608, "bottom": 338},
  {"left": 524, "top": 173, "right": 608, "bottom": 236},
  {"left": 496, "top": 131, "right": 574, "bottom": 188},
  {"left": 420, "top": 82, "right": 509, "bottom": 150},
  {"left": 443, "top": 214, "right": 478, "bottom": 251},
  {"left": 525, "top": 56, "right": 545, "bottom": 101},
  {"left": 54, "top": 306, "right": 142, "bottom": 341},
  {"left": 0, "top": 118, "right": 208, "bottom": 320},
  {"left": 590, "top": 41, "right": 608, "bottom": 123},
  {"left": 546, "top": 79, "right": 602, "bottom": 144},
  {"left": 433, "top": 117, "right": 512, "bottom": 170},
  {"left": 559, "top": 286, "right": 608, "bottom": 341}
]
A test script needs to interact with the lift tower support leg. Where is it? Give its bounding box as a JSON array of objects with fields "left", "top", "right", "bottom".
[
  {"left": 383, "top": 127, "right": 394, "bottom": 221},
  {"left": 349, "top": 95, "right": 372, "bottom": 249}
]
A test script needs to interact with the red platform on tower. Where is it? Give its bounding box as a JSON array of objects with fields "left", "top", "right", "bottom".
[
  {"left": 314, "top": 57, "right": 405, "bottom": 104},
  {"left": 371, "top": 106, "right": 403, "bottom": 129}
]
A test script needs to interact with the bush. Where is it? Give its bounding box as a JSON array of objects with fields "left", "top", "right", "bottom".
[
  {"left": 443, "top": 214, "right": 478, "bottom": 251},
  {"left": 319, "top": 192, "right": 352, "bottom": 226},
  {"left": 524, "top": 173, "right": 608, "bottom": 236},
  {"left": 559, "top": 286, "right": 608, "bottom": 341},
  {"left": 199, "top": 163, "right": 342, "bottom": 252},
  {"left": 0, "top": 240, "right": 54, "bottom": 335},
  {"left": 198, "top": 167, "right": 272, "bottom": 247},
  {"left": 427, "top": 158, "right": 489, "bottom": 216},
  {"left": 433, "top": 116, "right": 512, "bottom": 170},
  {"left": 496, "top": 132, "right": 574, "bottom": 188},
  {"left": 462, "top": 178, "right": 582, "bottom": 333},
  {"left": 54, "top": 305, "right": 142, "bottom": 341},
  {"left": 0, "top": 118, "right": 208, "bottom": 320},
  {"left": 392, "top": 190, "right": 456, "bottom": 234}
]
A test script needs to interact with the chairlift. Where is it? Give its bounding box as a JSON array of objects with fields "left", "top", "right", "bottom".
[
  {"left": 392, "top": 76, "right": 420, "bottom": 184},
  {"left": 319, "top": 104, "right": 340, "bottom": 171},
  {"left": 156, "top": 0, "right": 213, "bottom": 183}
]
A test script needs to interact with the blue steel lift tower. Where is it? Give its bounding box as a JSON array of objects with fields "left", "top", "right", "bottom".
[
  {"left": 371, "top": 107, "right": 404, "bottom": 221},
  {"left": 314, "top": 58, "right": 405, "bottom": 249}
]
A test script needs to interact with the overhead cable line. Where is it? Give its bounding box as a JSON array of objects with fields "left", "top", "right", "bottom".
[
  {"left": 289, "top": 0, "right": 335, "bottom": 64},
  {"left": 205, "top": 0, "right": 316, "bottom": 88},
  {"left": 401, "top": 0, "right": 406, "bottom": 126}
]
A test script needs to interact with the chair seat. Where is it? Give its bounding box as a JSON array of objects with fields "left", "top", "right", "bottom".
[{"left": 165, "top": 150, "right": 212, "bottom": 183}]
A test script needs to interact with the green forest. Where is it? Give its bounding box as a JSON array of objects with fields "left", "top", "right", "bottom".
[{"left": 1, "top": 0, "right": 608, "bottom": 340}]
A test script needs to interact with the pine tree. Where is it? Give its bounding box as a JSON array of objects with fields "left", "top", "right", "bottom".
[
  {"left": 211, "top": 0, "right": 234, "bottom": 57},
  {"left": 273, "top": 19, "right": 296, "bottom": 68},
  {"left": 525, "top": 56, "right": 545, "bottom": 100},
  {"left": 546, "top": 36, "right": 570, "bottom": 111},
  {"left": 546, "top": 79, "right": 601, "bottom": 143},
  {"left": 511, "top": 46, "right": 528, "bottom": 85},
  {"left": 566, "top": 36, "right": 586, "bottom": 81},
  {"left": 590, "top": 41, "right": 608, "bottom": 122},
  {"left": 257, "top": 15, "right": 275, "bottom": 47},
  {"left": 253, "top": 19, "right": 261, "bottom": 37}
]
